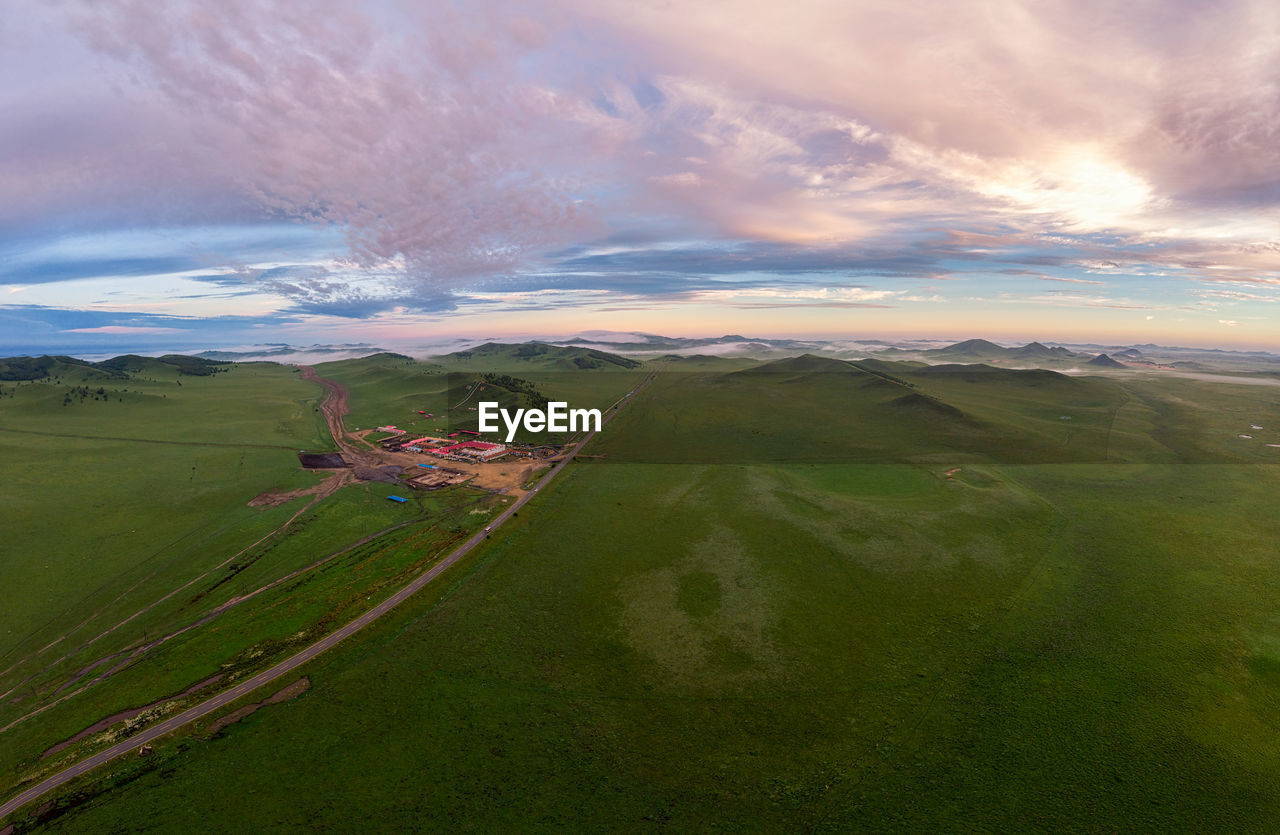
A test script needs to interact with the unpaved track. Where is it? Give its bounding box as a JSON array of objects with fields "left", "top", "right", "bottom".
[
  {"left": 0, "top": 366, "right": 658, "bottom": 824},
  {"left": 0, "top": 426, "right": 297, "bottom": 450},
  {"left": 299, "top": 365, "right": 362, "bottom": 456}
]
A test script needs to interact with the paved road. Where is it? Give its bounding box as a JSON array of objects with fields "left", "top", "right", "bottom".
[{"left": 0, "top": 366, "right": 657, "bottom": 824}]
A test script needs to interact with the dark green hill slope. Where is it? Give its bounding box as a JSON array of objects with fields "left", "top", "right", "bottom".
[
  {"left": 0, "top": 355, "right": 111, "bottom": 381},
  {"left": 912, "top": 363, "right": 1078, "bottom": 388}
]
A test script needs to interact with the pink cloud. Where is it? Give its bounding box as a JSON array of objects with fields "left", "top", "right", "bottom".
[
  {"left": 566, "top": 0, "right": 1280, "bottom": 252},
  {"left": 59, "top": 0, "right": 602, "bottom": 286}
]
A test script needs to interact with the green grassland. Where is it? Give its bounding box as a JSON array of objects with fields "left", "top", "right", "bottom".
[
  {"left": 0, "top": 361, "right": 326, "bottom": 661},
  {"left": 10, "top": 355, "right": 1280, "bottom": 830},
  {"left": 0, "top": 358, "right": 505, "bottom": 809}
]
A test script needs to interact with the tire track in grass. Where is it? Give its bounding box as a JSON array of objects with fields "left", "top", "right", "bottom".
[{"left": 0, "top": 427, "right": 297, "bottom": 450}]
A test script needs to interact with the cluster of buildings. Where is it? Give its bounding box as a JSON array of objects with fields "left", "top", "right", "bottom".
[
  {"left": 376, "top": 424, "right": 511, "bottom": 463},
  {"left": 430, "top": 440, "right": 507, "bottom": 462}
]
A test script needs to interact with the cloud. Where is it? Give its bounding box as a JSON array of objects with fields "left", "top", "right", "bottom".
[
  {"left": 0, "top": 303, "right": 306, "bottom": 354},
  {"left": 1037, "top": 276, "right": 1106, "bottom": 286},
  {"left": 40, "top": 0, "right": 602, "bottom": 288},
  {"left": 1195, "top": 288, "right": 1280, "bottom": 303},
  {"left": 0, "top": 255, "right": 209, "bottom": 285},
  {"left": 63, "top": 325, "right": 183, "bottom": 334},
  {"left": 3, "top": 0, "right": 1278, "bottom": 334},
  {"left": 568, "top": 0, "right": 1280, "bottom": 266}
]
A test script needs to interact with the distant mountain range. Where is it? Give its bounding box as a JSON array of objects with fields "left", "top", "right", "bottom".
[
  {"left": 917, "top": 339, "right": 1080, "bottom": 362},
  {"left": 556, "top": 331, "right": 832, "bottom": 354},
  {"left": 193, "top": 344, "right": 401, "bottom": 362},
  {"left": 553, "top": 333, "right": 1141, "bottom": 368}
]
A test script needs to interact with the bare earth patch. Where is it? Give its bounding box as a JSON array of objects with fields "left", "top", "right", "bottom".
[
  {"left": 207, "top": 677, "right": 310, "bottom": 736},
  {"left": 468, "top": 459, "right": 550, "bottom": 494},
  {"left": 248, "top": 486, "right": 314, "bottom": 507},
  {"left": 249, "top": 471, "right": 348, "bottom": 507}
]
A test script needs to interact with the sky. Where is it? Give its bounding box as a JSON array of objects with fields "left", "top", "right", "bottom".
[{"left": 2, "top": 0, "right": 1279, "bottom": 355}]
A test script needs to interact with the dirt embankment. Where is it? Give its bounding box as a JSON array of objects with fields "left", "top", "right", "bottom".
[
  {"left": 40, "top": 675, "right": 223, "bottom": 760},
  {"left": 207, "top": 677, "right": 310, "bottom": 736}
]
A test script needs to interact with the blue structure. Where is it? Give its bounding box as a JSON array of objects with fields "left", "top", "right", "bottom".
[{"left": 388, "top": 495, "right": 408, "bottom": 503}]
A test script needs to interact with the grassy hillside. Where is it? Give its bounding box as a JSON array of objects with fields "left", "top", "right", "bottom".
[
  {"left": 0, "top": 354, "right": 228, "bottom": 382},
  {"left": 589, "top": 356, "right": 1123, "bottom": 465},
  {"left": 314, "top": 349, "right": 648, "bottom": 444}
]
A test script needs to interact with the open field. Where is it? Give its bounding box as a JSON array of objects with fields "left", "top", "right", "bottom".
[
  {"left": 0, "top": 362, "right": 327, "bottom": 664},
  {"left": 7, "top": 357, "right": 1279, "bottom": 830},
  {"left": 0, "top": 359, "right": 508, "bottom": 816}
]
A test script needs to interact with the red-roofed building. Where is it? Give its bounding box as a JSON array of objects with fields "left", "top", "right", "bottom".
[{"left": 431, "top": 440, "right": 507, "bottom": 461}]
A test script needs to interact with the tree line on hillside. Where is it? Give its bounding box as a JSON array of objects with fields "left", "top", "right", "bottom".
[{"left": 62, "top": 385, "right": 125, "bottom": 405}]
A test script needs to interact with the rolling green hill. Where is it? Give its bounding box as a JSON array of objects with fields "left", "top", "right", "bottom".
[
  {"left": 0, "top": 353, "right": 228, "bottom": 382},
  {"left": 0, "top": 356, "right": 120, "bottom": 382},
  {"left": 590, "top": 356, "right": 1120, "bottom": 465}
]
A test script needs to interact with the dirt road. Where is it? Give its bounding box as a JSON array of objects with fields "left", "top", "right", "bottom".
[
  {"left": 298, "top": 365, "right": 362, "bottom": 456},
  {"left": 0, "top": 366, "right": 659, "bottom": 825}
]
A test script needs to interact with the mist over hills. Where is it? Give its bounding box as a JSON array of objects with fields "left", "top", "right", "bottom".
[{"left": 547, "top": 331, "right": 1280, "bottom": 371}]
